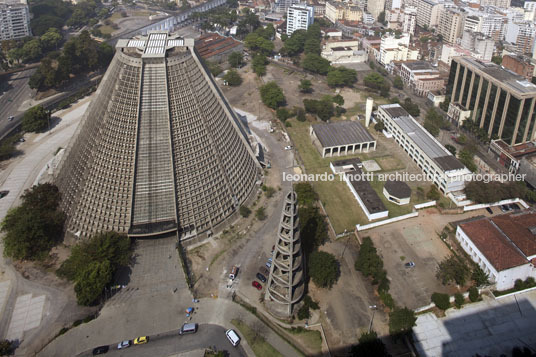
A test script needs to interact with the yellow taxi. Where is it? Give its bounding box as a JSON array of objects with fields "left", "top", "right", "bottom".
[{"left": 133, "top": 336, "right": 148, "bottom": 345}]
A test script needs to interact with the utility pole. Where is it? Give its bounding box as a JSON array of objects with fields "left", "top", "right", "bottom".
[{"left": 368, "top": 305, "right": 377, "bottom": 333}]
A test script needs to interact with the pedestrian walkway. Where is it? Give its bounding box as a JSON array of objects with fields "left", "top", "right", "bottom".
[{"left": 6, "top": 294, "right": 45, "bottom": 341}]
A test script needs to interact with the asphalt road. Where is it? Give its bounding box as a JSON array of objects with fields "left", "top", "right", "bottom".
[
  {"left": 0, "top": 68, "right": 36, "bottom": 137},
  {"left": 79, "top": 324, "right": 246, "bottom": 357}
]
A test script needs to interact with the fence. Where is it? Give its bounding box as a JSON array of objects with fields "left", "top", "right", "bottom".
[
  {"left": 414, "top": 201, "right": 436, "bottom": 209},
  {"left": 356, "top": 211, "right": 419, "bottom": 231},
  {"left": 463, "top": 198, "right": 529, "bottom": 212}
]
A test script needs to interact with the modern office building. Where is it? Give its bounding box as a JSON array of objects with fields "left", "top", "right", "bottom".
[
  {"left": 378, "top": 104, "right": 471, "bottom": 193},
  {"left": 286, "top": 3, "right": 314, "bottom": 35},
  {"left": 55, "top": 32, "right": 260, "bottom": 240},
  {"left": 0, "top": 0, "right": 31, "bottom": 41},
  {"left": 265, "top": 191, "right": 304, "bottom": 317},
  {"left": 447, "top": 56, "right": 536, "bottom": 146}
]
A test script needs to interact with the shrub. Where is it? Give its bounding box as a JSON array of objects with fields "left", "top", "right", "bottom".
[
  {"left": 431, "top": 292, "right": 450, "bottom": 310},
  {"left": 468, "top": 286, "right": 479, "bottom": 302},
  {"left": 297, "top": 304, "right": 310, "bottom": 320},
  {"left": 454, "top": 293, "right": 464, "bottom": 308},
  {"left": 379, "top": 290, "right": 395, "bottom": 310},
  {"left": 303, "top": 295, "right": 320, "bottom": 310},
  {"left": 388, "top": 307, "right": 416, "bottom": 335},
  {"left": 255, "top": 207, "right": 266, "bottom": 220},
  {"left": 308, "top": 251, "right": 339, "bottom": 288},
  {"left": 436, "top": 255, "right": 469, "bottom": 286},
  {"left": 471, "top": 266, "right": 489, "bottom": 287},
  {"left": 239, "top": 205, "right": 251, "bottom": 218}
]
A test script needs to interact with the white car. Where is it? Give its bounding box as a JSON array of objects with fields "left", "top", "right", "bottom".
[
  {"left": 8, "top": 116, "right": 14, "bottom": 121},
  {"left": 284, "top": 145, "right": 293, "bottom": 150},
  {"left": 117, "top": 340, "right": 131, "bottom": 349}
]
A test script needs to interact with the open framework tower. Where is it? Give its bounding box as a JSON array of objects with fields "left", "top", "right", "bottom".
[
  {"left": 55, "top": 32, "right": 260, "bottom": 240},
  {"left": 265, "top": 191, "right": 305, "bottom": 317}
]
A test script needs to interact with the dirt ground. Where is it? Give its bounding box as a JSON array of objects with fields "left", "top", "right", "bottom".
[{"left": 362, "top": 207, "right": 494, "bottom": 310}]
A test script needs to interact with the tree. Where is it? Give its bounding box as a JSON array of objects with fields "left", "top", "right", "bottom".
[
  {"left": 363, "top": 72, "right": 386, "bottom": 90},
  {"left": 332, "top": 94, "right": 344, "bottom": 106},
  {"left": 393, "top": 75, "right": 403, "bottom": 89},
  {"left": 276, "top": 107, "right": 292, "bottom": 122},
  {"left": 440, "top": 96, "right": 450, "bottom": 112},
  {"left": 57, "top": 231, "right": 132, "bottom": 282},
  {"left": 327, "top": 67, "right": 357, "bottom": 87},
  {"left": 351, "top": 330, "right": 390, "bottom": 357},
  {"left": 458, "top": 149, "right": 477, "bottom": 172},
  {"left": 388, "top": 307, "right": 416, "bottom": 335},
  {"left": 259, "top": 82, "right": 285, "bottom": 109},
  {"left": 469, "top": 286, "right": 479, "bottom": 302},
  {"left": 22, "top": 105, "right": 49, "bottom": 132},
  {"left": 302, "top": 54, "right": 330, "bottom": 75},
  {"left": 223, "top": 69, "right": 242, "bottom": 86},
  {"left": 471, "top": 266, "right": 489, "bottom": 286},
  {"left": 431, "top": 292, "right": 451, "bottom": 310},
  {"left": 454, "top": 292, "right": 464, "bottom": 308},
  {"left": 424, "top": 121, "right": 440, "bottom": 137},
  {"left": 296, "top": 107, "right": 306, "bottom": 122},
  {"left": 228, "top": 51, "right": 244, "bottom": 68},
  {"left": 491, "top": 55, "right": 502, "bottom": 65},
  {"left": 282, "top": 30, "right": 306, "bottom": 56},
  {"left": 74, "top": 260, "right": 112, "bottom": 305},
  {"left": 0, "top": 340, "right": 12, "bottom": 356},
  {"left": 401, "top": 98, "right": 420, "bottom": 117},
  {"left": 303, "top": 98, "right": 333, "bottom": 121},
  {"left": 378, "top": 11, "right": 386, "bottom": 25},
  {"left": 426, "top": 185, "right": 440, "bottom": 200},
  {"left": 295, "top": 182, "right": 318, "bottom": 207},
  {"left": 445, "top": 144, "right": 456, "bottom": 156},
  {"left": 374, "top": 121, "right": 385, "bottom": 132},
  {"left": 21, "top": 39, "right": 43, "bottom": 62},
  {"left": 297, "top": 304, "right": 310, "bottom": 320},
  {"left": 1, "top": 184, "right": 65, "bottom": 260},
  {"left": 239, "top": 205, "right": 251, "bottom": 218},
  {"left": 205, "top": 60, "right": 222, "bottom": 76},
  {"left": 299, "top": 79, "right": 313, "bottom": 93},
  {"left": 355, "top": 237, "right": 390, "bottom": 292},
  {"left": 436, "top": 255, "right": 469, "bottom": 286},
  {"left": 40, "top": 27, "right": 62, "bottom": 51},
  {"left": 255, "top": 207, "right": 266, "bottom": 220},
  {"left": 299, "top": 207, "right": 327, "bottom": 256},
  {"left": 252, "top": 54, "right": 267, "bottom": 77},
  {"left": 308, "top": 251, "right": 339, "bottom": 288}
]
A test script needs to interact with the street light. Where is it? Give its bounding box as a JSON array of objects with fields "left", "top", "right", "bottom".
[{"left": 368, "top": 305, "right": 377, "bottom": 333}]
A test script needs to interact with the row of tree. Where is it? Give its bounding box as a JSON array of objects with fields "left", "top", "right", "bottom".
[{"left": 29, "top": 31, "right": 113, "bottom": 91}]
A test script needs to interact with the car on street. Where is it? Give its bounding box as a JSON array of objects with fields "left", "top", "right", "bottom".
[
  {"left": 18, "top": 138, "right": 25, "bottom": 143},
  {"left": 92, "top": 346, "right": 109, "bottom": 355},
  {"left": 405, "top": 261, "right": 415, "bottom": 268},
  {"left": 256, "top": 273, "right": 267, "bottom": 283},
  {"left": 252, "top": 281, "right": 262, "bottom": 290},
  {"left": 7, "top": 116, "right": 14, "bottom": 121},
  {"left": 284, "top": 145, "right": 293, "bottom": 150},
  {"left": 117, "top": 340, "right": 131, "bottom": 349},
  {"left": 133, "top": 336, "right": 148, "bottom": 345},
  {"left": 486, "top": 207, "right": 493, "bottom": 214},
  {"left": 0, "top": 191, "right": 9, "bottom": 199}
]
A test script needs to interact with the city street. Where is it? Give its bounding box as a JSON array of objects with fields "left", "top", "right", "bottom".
[
  {"left": 77, "top": 324, "right": 246, "bottom": 357},
  {"left": 0, "top": 68, "right": 36, "bottom": 139}
]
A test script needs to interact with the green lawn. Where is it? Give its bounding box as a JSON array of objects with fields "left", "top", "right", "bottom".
[
  {"left": 231, "top": 319, "right": 283, "bottom": 357},
  {"left": 285, "top": 327, "right": 322, "bottom": 354},
  {"left": 98, "top": 25, "right": 115, "bottom": 35}
]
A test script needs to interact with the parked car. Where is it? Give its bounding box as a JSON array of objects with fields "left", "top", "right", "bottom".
[
  {"left": 226, "top": 329, "right": 241, "bottom": 346},
  {"left": 265, "top": 261, "right": 271, "bottom": 268},
  {"left": 284, "top": 145, "right": 293, "bottom": 150},
  {"left": 133, "top": 336, "right": 148, "bottom": 345},
  {"left": 117, "top": 340, "right": 131, "bottom": 349},
  {"left": 0, "top": 191, "right": 8, "bottom": 199},
  {"left": 7, "top": 116, "right": 14, "bottom": 121},
  {"left": 486, "top": 207, "right": 493, "bottom": 214},
  {"left": 259, "top": 266, "right": 269, "bottom": 276},
  {"left": 405, "top": 261, "right": 416, "bottom": 268},
  {"left": 252, "top": 281, "right": 262, "bottom": 290},
  {"left": 256, "top": 273, "right": 267, "bottom": 283},
  {"left": 510, "top": 203, "right": 521, "bottom": 210},
  {"left": 92, "top": 346, "right": 109, "bottom": 355},
  {"left": 500, "top": 205, "right": 511, "bottom": 212}
]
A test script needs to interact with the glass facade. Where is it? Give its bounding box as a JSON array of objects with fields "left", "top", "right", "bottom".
[
  {"left": 461, "top": 69, "right": 473, "bottom": 106},
  {"left": 447, "top": 61, "right": 457, "bottom": 97},
  {"left": 468, "top": 73, "right": 480, "bottom": 110},
  {"left": 483, "top": 83, "right": 497, "bottom": 131},
  {"left": 502, "top": 96, "right": 520, "bottom": 144},
  {"left": 516, "top": 98, "right": 532, "bottom": 144},
  {"left": 526, "top": 102, "right": 536, "bottom": 142},
  {"left": 454, "top": 65, "right": 465, "bottom": 103},
  {"left": 474, "top": 78, "right": 488, "bottom": 126},
  {"left": 492, "top": 89, "right": 507, "bottom": 138}
]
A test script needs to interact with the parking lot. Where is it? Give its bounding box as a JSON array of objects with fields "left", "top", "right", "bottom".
[{"left": 363, "top": 209, "right": 491, "bottom": 309}]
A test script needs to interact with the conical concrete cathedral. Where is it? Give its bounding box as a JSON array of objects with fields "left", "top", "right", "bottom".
[
  {"left": 265, "top": 191, "right": 305, "bottom": 317},
  {"left": 55, "top": 32, "right": 260, "bottom": 239}
]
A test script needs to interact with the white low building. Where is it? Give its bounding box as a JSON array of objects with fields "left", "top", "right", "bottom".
[
  {"left": 310, "top": 121, "right": 376, "bottom": 158},
  {"left": 383, "top": 180, "right": 411, "bottom": 205},
  {"left": 378, "top": 104, "right": 472, "bottom": 193},
  {"left": 457, "top": 212, "right": 536, "bottom": 291}
]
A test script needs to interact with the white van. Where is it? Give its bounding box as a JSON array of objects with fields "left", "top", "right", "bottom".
[
  {"left": 179, "top": 323, "right": 198, "bottom": 335},
  {"left": 226, "top": 329, "right": 240, "bottom": 346}
]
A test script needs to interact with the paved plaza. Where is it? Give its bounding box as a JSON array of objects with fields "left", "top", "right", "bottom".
[
  {"left": 413, "top": 289, "right": 536, "bottom": 356},
  {"left": 6, "top": 294, "right": 45, "bottom": 341}
]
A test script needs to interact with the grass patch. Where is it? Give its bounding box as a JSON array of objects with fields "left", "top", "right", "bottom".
[
  {"left": 132, "top": 10, "right": 152, "bottom": 16},
  {"left": 231, "top": 319, "right": 284, "bottom": 357},
  {"left": 368, "top": 179, "right": 414, "bottom": 217},
  {"left": 285, "top": 327, "right": 322, "bottom": 353},
  {"left": 98, "top": 25, "right": 115, "bottom": 35}
]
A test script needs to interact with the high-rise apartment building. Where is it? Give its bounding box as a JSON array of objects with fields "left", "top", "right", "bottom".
[
  {"left": 446, "top": 56, "right": 536, "bottom": 146},
  {"left": 286, "top": 3, "right": 314, "bottom": 34},
  {"left": 325, "top": 1, "right": 362, "bottom": 23},
  {"left": 480, "top": 0, "right": 511, "bottom": 8},
  {"left": 402, "top": 6, "right": 417, "bottom": 35},
  {"left": 438, "top": 8, "right": 464, "bottom": 44},
  {"left": 0, "top": 0, "right": 30, "bottom": 41},
  {"left": 273, "top": 0, "right": 300, "bottom": 13},
  {"left": 367, "top": 0, "right": 385, "bottom": 20},
  {"left": 414, "top": 0, "right": 442, "bottom": 28}
]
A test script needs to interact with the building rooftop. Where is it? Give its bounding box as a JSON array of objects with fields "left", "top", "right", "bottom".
[
  {"left": 331, "top": 157, "right": 362, "bottom": 169},
  {"left": 194, "top": 33, "right": 242, "bottom": 60},
  {"left": 384, "top": 180, "right": 411, "bottom": 198},
  {"left": 312, "top": 121, "right": 375, "bottom": 148},
  {"left": 459, "top": 212, "right": 536, "bottom": 271},
  {"left": 454, "top": 56, "right": 536, "bottom": 96},
  {"left": 402, "top": 61, "right": 436, "bottom": 71},
  {"left": 381, "top": 104, "right": 466, "bottom": 172},
  {"left": 491, "top": 139, "right": 536, "bottom": 160},
  {"left": 348, "top": 168, "right": 387, "bottom": 214}
]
